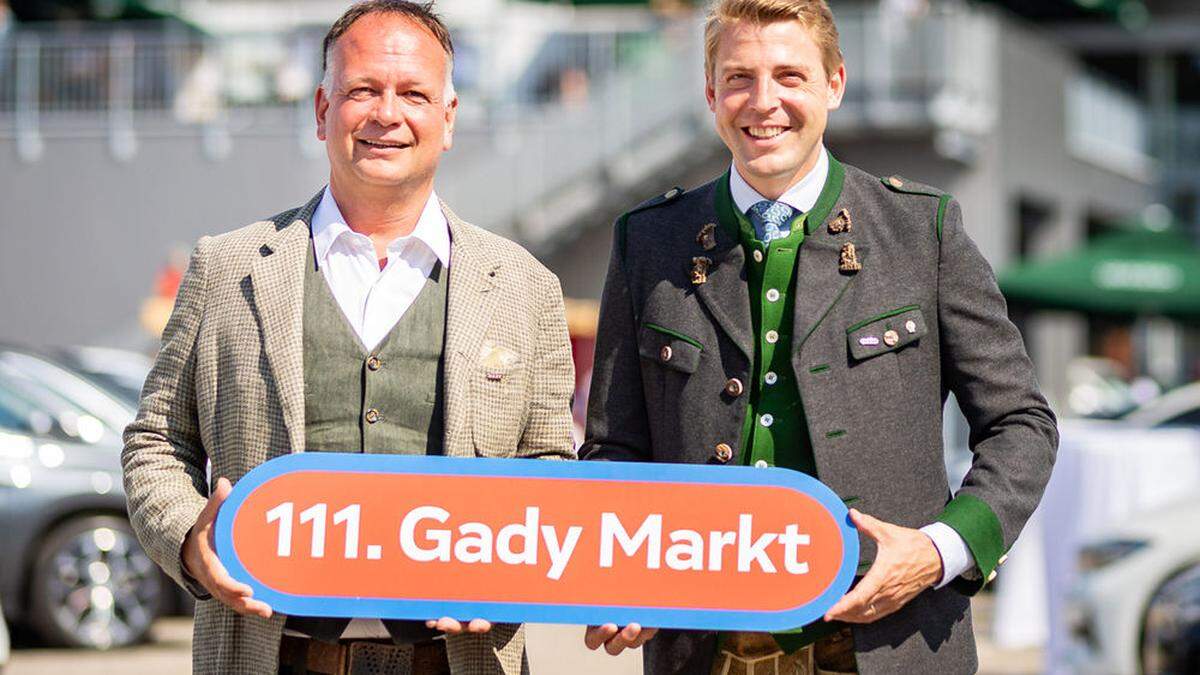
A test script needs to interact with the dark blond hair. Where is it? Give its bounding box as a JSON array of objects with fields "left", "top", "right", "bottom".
[{"left": 704, "top": 0, "right": 843, "bottom": 79}]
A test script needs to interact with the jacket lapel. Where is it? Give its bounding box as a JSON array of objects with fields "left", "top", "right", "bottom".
[
  {"left": 792, "top": 156, "right": 854, "bottom": 352},
  {"left": 442, "top": 205, "right": 500, "bottom": 457},
  {"left": 697, "top": 176, "right": 754, "bottom": 361},
  {"left": 249, "top": 191, "right": 322, "bottom": 455}
]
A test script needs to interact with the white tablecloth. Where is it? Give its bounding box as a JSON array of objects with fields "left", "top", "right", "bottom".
[{"left": 991, "top": 420, "right": 1200, "bottom": 672}]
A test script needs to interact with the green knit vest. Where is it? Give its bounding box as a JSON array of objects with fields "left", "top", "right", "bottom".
[
  {"left": 713, "top": 164, "right": 847, "bottom": 651},
  {"left": 302, "top": 244, "right": 447, "bottom": 456}
]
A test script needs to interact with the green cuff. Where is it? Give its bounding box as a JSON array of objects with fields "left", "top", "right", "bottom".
[{"left": 937, "top": 493, "right": 1004, "bottom": 594}]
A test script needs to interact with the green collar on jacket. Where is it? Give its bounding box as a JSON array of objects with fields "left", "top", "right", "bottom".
[{"left": 713, "top": 154, "right": 846, "bottom": 239}]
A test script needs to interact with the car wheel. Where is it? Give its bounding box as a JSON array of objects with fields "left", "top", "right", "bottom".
[
  {"left": 1141, "top": 564, "right": 1200, "bottom": 674},
  {"left": 28, "top": 515, "right": 163, "bottom": 649}
]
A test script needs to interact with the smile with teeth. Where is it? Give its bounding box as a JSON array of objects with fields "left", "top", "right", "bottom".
[
  {"left": 359, "top": 139, "right": 408, "bottom": 149},
  {"left": 745, "top": 126, "right": 789, "bottom": 139}
]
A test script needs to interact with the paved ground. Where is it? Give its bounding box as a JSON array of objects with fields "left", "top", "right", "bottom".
[{"left": 6, "top": 595, "right": 1042, "bottom": 674}]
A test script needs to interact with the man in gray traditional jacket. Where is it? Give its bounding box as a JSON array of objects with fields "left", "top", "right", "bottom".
[
  {"left": 581, "top": 1, "right": 1058, "bottom": 673},
  {"left": 121, "top": 2, "right": 574, "bottom": 673}
]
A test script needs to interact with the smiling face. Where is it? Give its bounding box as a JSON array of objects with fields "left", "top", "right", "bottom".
[
  {"left": 315, "top": 13, "right": 456, "bottom": 201},
  {"left": 705, "top": 18, "right": 845, "bottom": 199}
]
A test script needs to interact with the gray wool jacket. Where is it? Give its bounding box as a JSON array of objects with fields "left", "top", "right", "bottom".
[{"left": 581, "top": 157, "right": 1058, "bottom": 675}]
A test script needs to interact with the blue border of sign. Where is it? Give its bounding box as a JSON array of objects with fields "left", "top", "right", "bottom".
[{"left": 214, "top": 454, "right": 859, "bottom": 631}]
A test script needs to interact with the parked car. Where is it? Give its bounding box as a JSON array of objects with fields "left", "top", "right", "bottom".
[
  {"left": 0, "top": 345, "right": 167, "bottom": 649},
  {"left": 1120, "top": 380, "right": 1200, "bottom": 428},
  {"left": 1068, "top": 497, "right": 1200, "bottom": 674},
  {"left": 56, "top": 346, "right": 153, "bottom": 409}
]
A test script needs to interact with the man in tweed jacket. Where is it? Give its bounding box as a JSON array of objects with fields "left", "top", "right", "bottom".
[
  {"left": 582, "top": 1, "right": 1057, "bottom": 673},
  {"left": 122, "top": 2, "right": 574, "bottom": 673}
]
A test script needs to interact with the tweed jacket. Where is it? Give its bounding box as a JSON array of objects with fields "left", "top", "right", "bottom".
[
  {"left": 581, "top": 160, "right": 1058, "bottom": 674},
  {"left": 122, "top": 191, "right": 576, "bottom": 675}
]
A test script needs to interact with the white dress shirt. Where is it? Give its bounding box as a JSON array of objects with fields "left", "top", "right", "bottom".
[
  {"left": 306, "top": 187, "right": 451, "bottom": 639},
  {"left": 311, "top": 186, "right": 451, "bottom": 351},
  {"left": 729, "top": 144, "right": 830, "bottom": 215},
  {"left": 730, "top": 147, "right": 973, "bottom": 589}
]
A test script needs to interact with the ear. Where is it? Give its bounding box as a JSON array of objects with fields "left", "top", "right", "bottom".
[
  {"left": 442, "top": 95, "right": 458, "bottom": 152},
  {"left": 826, "top": 62, "right": 846, "bottom": 111},
  {"left": 315, "top": 84, "right": 330, "bottom": 141},
  {"left": 704, "top": 72, "right": 717, "bottom": 113}
]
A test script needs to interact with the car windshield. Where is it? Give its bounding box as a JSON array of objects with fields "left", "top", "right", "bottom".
[
  {"left": 0, "top": 351, "right": 133, "bottom": 434},
  {"left": 0, "top": 363, "right": 111, "bottom": 443}
]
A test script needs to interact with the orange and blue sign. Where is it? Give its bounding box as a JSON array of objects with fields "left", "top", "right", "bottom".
[{"left": 214, "top": 454, "right": 858, "bottom": 631}]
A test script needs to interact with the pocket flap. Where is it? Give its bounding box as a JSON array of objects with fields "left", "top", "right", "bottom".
[
  {"left": 846, "top": 306, "right": 926, "bottom": 361},
  {"left": 639, "top": 323, "right": 702, "bottom": 374}
]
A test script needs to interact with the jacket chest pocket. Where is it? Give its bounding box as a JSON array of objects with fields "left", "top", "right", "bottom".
[
  {"left": 638, "top": 323, "right": 702, "bottom": 374},
  {"left": 846, "top": 305, "right": 927, "bottom": 362},
  {"left": 470, "top": 351, "right": 528, "bottom": 456}
]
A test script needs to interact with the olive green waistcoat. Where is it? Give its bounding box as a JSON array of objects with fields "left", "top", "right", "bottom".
[{"left": 302, "top": 244, "right": 447, "bottom": 456}]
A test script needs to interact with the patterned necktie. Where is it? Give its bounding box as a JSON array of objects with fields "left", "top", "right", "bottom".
[{"left": 747, "top": 200, "right": 797, "bottom": 243}]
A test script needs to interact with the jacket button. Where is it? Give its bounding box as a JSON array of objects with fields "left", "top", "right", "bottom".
[
  {"left": 365, "top": 408, "right": 380, "bottom": 424},
  {"left": 714, "top": 443, "right": 733, "bottom": 462},
  {"left": 724, "top": 378, "right": 744, "bottom": 397},
  {"left": 660, "top": 345, "right": 673, "bottom": 362},
  {"left": 366, "top": 356, "right": 382, "bottom": 371}
]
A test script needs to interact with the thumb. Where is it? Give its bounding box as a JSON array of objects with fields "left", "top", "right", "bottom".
[
  {"left": 201, "top": 477, "right": 233, "bottom": 522},
  {"left": 213, "top": 476, "right": 233, "bottom": 502},
  {"left": 850, "top": 508, "right": 886, "bottom": 540}
]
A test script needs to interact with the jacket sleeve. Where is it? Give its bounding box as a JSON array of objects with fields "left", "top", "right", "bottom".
[
  {"left": 579, "top": 221, "right": 653, "bottom": 463},
  {"left": 934, "top": 199, "right": 1059, "bottom": 595},
  {"left": 516, "top": 269, "right": 577, "bottom": 461},
  {"left": 121, "top": 237, "right": 213, "bottom": 597}
]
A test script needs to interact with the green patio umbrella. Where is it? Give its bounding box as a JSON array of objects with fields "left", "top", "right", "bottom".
[{"left": 998, "top": 226, "right": 1200, "bottom": 318}]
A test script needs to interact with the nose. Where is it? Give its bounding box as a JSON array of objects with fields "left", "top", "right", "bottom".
[
  {"left": 747, "top": 77, "right": 779, "bottom": 114},
  {"left": 372, "top": 90, "right": 404, "bottom": 127}
]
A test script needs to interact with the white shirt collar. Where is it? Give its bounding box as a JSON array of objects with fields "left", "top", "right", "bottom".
[
  {"left": 310, "top": 186, "right": 451, "bottom": 268},
  {"left": 729, "top": 145, "right": 830, "bottom": 216}
]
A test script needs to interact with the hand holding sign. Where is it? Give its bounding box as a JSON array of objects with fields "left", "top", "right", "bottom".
[
  {"left": 583, "top": 623, "right": 657, "bottom": 656},
  {"left": 823, "top": 509, "right": 942, "bottom": 624},
  {"left": 183, "top": 477, "right": 273, "bottom": 619}
]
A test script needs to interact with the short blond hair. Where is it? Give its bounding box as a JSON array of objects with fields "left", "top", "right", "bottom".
[{"left": 704, "top": 0, "right": 843, "bottom": 80}]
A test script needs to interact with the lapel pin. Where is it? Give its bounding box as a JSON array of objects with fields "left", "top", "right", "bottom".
[
  {"left": 691, "top": 256, "right": 712, "bottom": 285},
  {"left": 859, "top": 336, "right": 880, "bottom": 347},
  {"left": 905, "top": 319, "right": 917, "bottom": 334},
  {"left": 883, "top": 330, "right": 900, "bottom": 347},
  {"left": 697, "top": 223, "right": 717, "bottom": 251},
  {"left": 829, "top": 208, "right": 852, "bottom": 234},
  {"left": 839, "top": 242, "right": 862, "bottom": 273}
]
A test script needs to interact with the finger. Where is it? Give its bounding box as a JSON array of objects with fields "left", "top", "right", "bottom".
[
  {"left": 605, "top": 625, "right": 640, "bottom": 656},
  {"left": 467, "top": 618, "right": 491, "bottom": 633},
  {"left": 200, "top": 545, "right": 254, "bottom": 598},
  {"left": 584, "top": 624, "right": 618, "bottom": 651},
  {"left": 629, "top": 626, "right": 658, "bottom": 649},
  {"left": 825, "top": 574, "right": 883, "bottom": 621},
  {"left": 435, "top": 617, "right": 464, "bottom": 634},
  {"left": 234, "top": 596, "right": 273, "bottom": 619}
]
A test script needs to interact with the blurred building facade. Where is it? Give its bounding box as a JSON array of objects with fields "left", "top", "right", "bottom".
[{"left": 0, "top": 0, "right": 1190, "bottom": 413}]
